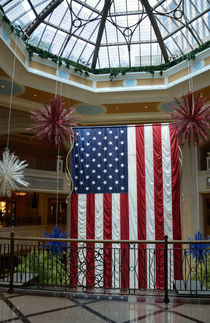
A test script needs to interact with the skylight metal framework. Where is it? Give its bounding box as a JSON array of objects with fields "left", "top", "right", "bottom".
[
  {"left": 0, "top": 0, "right": 209, "bottom": 69},
  {"left": 141, "top": 0, "right": 169, "bottom": 62},
  {"left": 24, "top": 0, "right": 64, "bottom": 38},
  {"left": 91, "top": 0, "right": 111, "bottom": 69}
]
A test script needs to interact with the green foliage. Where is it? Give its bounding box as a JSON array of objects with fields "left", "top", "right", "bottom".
[
  {"left": 17, "top": 248, "right": 70, "bottom": 286},
  {"left": 190, "top": 255, "right": 210, "bottom": 288}
]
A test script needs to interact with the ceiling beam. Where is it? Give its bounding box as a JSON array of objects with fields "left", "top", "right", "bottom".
[
  {"left": 27, "top": 0, "right": 37, "bottom": 16},
  {"left": 23, "top": 0, "right": 63, "bottom": 39},
  {"left": 91, "top": 0, "right": 112, "bottom": 69},
  {"left": 141, "top": 0, "right": 169, "bottom": 63},
  {"left": 73, "top": 0, "right": 101, "bottom": 15},
  {"left": 45, "top": 21, "right": 96, "bottom": 46}
]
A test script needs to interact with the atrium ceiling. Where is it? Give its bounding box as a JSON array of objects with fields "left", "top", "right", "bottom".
[{"left": 0, "top": 0, "right": 209, "bottom": 70}]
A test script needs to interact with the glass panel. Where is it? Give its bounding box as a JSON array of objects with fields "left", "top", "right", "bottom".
[
  {"left": 0, "top": 0, "right": 11, "bottom": 5},
  {"left": 4, "top": 0, "right": 35, "bottom": 26},
  {"left": 151, "top": 43, "right": 162, "bottom": 65},
  {"left": 17, "top": 13, "right": 35, "bottom": 27},
  {"left": 97, "top": 47, "right": 109, "bottom": 68},
  {"left": 85, "top": 0, "right": 104, "bottom": 11},
  {"left": 76, "top": 20, "right": 100, "bottom": 42},
  {"left": 197, "top": 12, "right": 210, "bottom": 41},
  {"left": 119, "top": 45, "right": 129, "bottom": 67},
  {"left": 130, "top": 44, "right": 140, "bottom": 67},
  {"left": 49, "top": 30, "right": 67, "bottom": 55},
  {"left": 39, "top": 25, "right": 57, "bottom": 50},
  {"left": 78, "top": 44, "right": 94, "bottom": 66},
  {"left": 164, "top": 36, "right": 183, "bottom": 59},
  {"left": 190, "top": 16, "right": 209, "bottom": 43},
  {"left": 108, "top": 46, "right": 120, "bottom": 67},
  {"left": 70, "top": 39, "right": 89, "bottom": 61},
  {"left": 103, "top": 21, "right": 119, "bottom": 44},
  {"left": 140, "top": 43, "right": 151, "bottom": 66},
  {"left": 33, "top": 0, "right": 52, "bottom": 15},
  {"left": 62, "top": 37, "right": 77, "bottom": 59},
  {"left": 29, "top": 23, "right": 46, "bottom": 46},
  {"left": 3, "top": 0, "right": 26, "bottom": 13},
  {"left": 47, "top": 2, "right": 68, "bottom": 26},
  {"left": 132, "top": 27, "right": 140, "bottom": 43},
  {"left": 88, "top": 21, "right": 101, "bottom": 42},
  {"left": 60, "top": 9, "right": 72, "bottom": 31}
]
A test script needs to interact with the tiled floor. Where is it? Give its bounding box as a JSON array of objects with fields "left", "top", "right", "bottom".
[{"left": 0, "top": 290, "right": 210, "bottom": 323}]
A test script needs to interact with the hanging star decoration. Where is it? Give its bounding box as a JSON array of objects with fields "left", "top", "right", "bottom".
[
  {"left": 0, "top": 149, "right": 28, "bottom": 197},
  {"left": 28, "top": 96, "right": 78, "bottom": 147},
  {"left": 187, "top": 231, "right": 210, "bottom": 264},
  {"left": 43, "top": 226, "right": 69, "bottom": 256},
  {"left": 169, "top": 91, "right": 210, "bottom": 146}
]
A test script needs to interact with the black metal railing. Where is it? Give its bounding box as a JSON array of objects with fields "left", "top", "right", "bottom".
[{"left": 0, "top": 233, "right": 209, "bottom": 302}]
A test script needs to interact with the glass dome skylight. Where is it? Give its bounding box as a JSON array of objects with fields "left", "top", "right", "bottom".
[{"left": 0, "top": 0, "right": 209, "bottom": 69}]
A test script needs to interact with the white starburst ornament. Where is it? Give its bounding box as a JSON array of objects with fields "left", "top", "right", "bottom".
[{"left": 0, "top": 150, "right": 29, "bottom": 197}]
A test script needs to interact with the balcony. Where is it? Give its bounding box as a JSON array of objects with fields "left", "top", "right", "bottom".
[{"left": 18, "top": 168, "right": 70, "bottom": 194}]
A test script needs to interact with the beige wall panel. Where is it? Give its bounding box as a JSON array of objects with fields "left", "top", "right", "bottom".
[
  {"left": 29, "top": 61, "right": 56, "bottom": 75},
  {"left": 70, "top": 74, "right": 92, "bottom": 87},
  {"left": 10, "top": 39, "right": 26, "bottom": 63},
  {"left": 96, "top": 80, "right": 123, "bottom": 88},
  {"left": 137, "top": 78, "right": 164, "bottom": 86},
  {"left": 204, "top": 56, "right": 210, "bottom": 66},
  {"left": 168, "top": 68, "right": 188, "bottom": 83}
]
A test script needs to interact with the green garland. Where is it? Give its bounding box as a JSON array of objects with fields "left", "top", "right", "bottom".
[
  {"left": 0, "top": 6, "right": 22, "bottom": 38},
  {"left": 1, "top": 5, "right": 210, "bottom": 79}
]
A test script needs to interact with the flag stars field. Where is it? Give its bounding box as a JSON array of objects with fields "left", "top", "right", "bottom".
[{"left": 71, "top": 126, "right": 128, "bottom": 194}]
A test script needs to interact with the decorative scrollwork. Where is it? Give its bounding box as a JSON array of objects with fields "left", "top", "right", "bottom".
[
  {"left": 152, "top": 0, "right": 184, "bottom": 18},
  {"left": 67, "top": 243, "right": 158, "bottom": 292}
]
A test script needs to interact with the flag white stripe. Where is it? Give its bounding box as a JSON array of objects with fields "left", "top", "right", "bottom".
[
  {"left": 112, "top": 193, "right": 120, "bottom": 289},
  {"left": 144, "top": 125, "right": 156, "bottom": 289},
  {"left": 162, "top": 125, "right": 173, "bottom": 238},
  {"left": 78, "top": 194, "right": 87, "bottom": 286},
  {"left": 95, "top": 194, "right": 104, "bottom": 288},
  {"left": 127, "top": 126, "right": 138, "bottom": 289},
  {"left": 161, "top": 124, "right": 174, "bottom": 288}
]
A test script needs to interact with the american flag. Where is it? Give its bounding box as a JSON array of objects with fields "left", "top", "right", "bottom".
[{"left": 70, "top": 124, "right": 181, "bottom": 290}]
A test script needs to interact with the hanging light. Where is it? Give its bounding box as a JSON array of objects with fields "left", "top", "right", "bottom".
[{"left": 14, "top": 192, "right": 27, "bottom": 196}]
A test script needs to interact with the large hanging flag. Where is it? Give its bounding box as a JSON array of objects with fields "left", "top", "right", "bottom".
[{"left": 70, "top": 124, "right": 181, "bottom": 290}]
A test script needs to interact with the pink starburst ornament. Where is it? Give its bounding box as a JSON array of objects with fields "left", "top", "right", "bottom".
[
  {"left": 169, "top": 91, "right": 210, "bottom": 146},
  {"left": 29, "top": 96, "right": 79, "bottom": 147}
]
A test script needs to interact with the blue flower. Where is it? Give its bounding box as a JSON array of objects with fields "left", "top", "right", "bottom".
[
  {"left": 43, "top": 226, "right": 69, "bottom": 255},
  {"left": 187, "top": 231, "right": 210, "bottom": 264}
]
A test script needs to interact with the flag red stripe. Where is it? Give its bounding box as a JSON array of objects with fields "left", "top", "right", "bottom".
[
  {"left": 103, "top": 193, "right": 112, "bottom": 288},
  {"left": 170, "top": 125, "right": 182, "bottom": 280},
  {"left": 153, "top": 125, "right": 164, "bottom": 289},
  {"left": 86, "top": 194, "right": 95, "bottom": 288},
  {"left": 136, "top": 126, "right": 147, "bottom": 289},
  {"left": 120, "top": 193, "right": 129, "bottom": 289},
  {"left": 70, "top": 194, "right": 78, "bottom": 287}
]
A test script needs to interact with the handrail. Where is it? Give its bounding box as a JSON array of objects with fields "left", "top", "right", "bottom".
[
  {"left": 1, "top": 233, "right": 209, "bottom": 302},
  {"left": 1, "top": 234, "right": 210, "bottom": 244}
]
